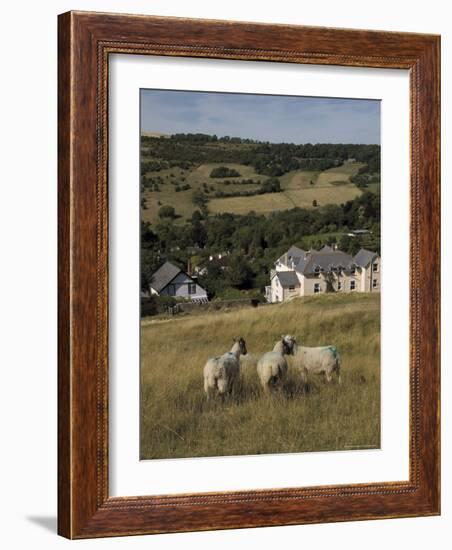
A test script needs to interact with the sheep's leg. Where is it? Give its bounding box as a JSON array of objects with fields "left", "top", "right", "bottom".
[
  {"left": 300, "top": 368, "right": 308, "bottom": 385},
  {"left": 205, "top": 386, "right": 214, "bottom": 400},
  {"left": 325, "top": 371, "right": 333, "bottom": 384}
]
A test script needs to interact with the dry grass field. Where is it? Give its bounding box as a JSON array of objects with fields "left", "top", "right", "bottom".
[
  {"left": 141, "top": 161, "right": 368, "bottom": 223},
  {"left": 140, "top": 293, "right": 380, "bottom": 460}
]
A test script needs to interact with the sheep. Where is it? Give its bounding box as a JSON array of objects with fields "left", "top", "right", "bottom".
[
  {"left": 288, "top": 336, "right": 341, "bottom": 384},
  {"left": 203, "top": 337, "right": 247, "bottom": 399},
  {"left": 256, "top": 335, "right": 297, "bottom": 392}
]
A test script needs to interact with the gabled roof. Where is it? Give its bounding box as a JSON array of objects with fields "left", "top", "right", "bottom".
[
  {"left": 150, "top": 261, "right": 182, "bottom": 292},
  {"left": 278, "top": 245, "right": 306, "bottom": 267},
  {"left": 300, "top": 251, "right": 354, "bottom": 275},
  {"left": 287, "top": 245, "right": 305, "bottom": 258},
  {"left": 276, "top": 245, "right": 379, "bottom": 277},
  {"left": 354, "top": 249, "right": 379, "bottom": 268},
  {"left": 275, "top": 271, "right": 300, "bottom": 288}
]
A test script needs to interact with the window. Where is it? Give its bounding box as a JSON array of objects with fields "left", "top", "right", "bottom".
[
  {"left": 337, "top": 281, "right": 342, "bottom": 291},
  {"left": 314, "top": 266, "right": 320, "bottom": 277},
  {"left": 372, "top": 279, "right": 378, "bottom": 289},
  {"left": 350, "top": 266, "right": 356, "bottom": 275},
  {"left": 188, "top": 283, "right": 197, "bottom": 294},
  {"left": 288, "top": 285, "right": 295, "bottom": 291},
  {"left": 373, "top": 262, "right": 379, "bottom": 272},
  {"left": 168, "top": 284, "right": 176, "bottom": 296},
  {"left": 350, "top": 280, "right": 356, "bottom": 291},
  {"left": 314, "top": 283, "right": 321, "bottom": 294}
]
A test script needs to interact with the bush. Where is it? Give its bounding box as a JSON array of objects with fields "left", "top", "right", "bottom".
[
  {"left": 158, "top": 205, "right": 176, "bottom": 219},
  {"left": 141, "top": 295, "right": 178, "bottom": 317},
  {"left": 209, "top": 166, "right": 241, "bottom": 178}
]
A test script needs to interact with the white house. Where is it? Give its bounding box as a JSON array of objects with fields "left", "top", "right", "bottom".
[
  {"left": 265, "top": 245, "right": 380, "bottom": 303},
  {"left": 149, "top": 261, "right": 208, "bottom": 302}
]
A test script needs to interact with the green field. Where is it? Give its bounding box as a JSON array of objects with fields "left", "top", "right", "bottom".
[
  {"left": 142, "top": 160, "right": 370, "bottom": 223},
  {"left": 140, "top": 293, "right": 380, "bottom": 459}
]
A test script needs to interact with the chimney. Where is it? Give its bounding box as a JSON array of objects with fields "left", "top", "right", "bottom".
[{"left": 187, "top": 258, "right": 192, "bottom": 276}]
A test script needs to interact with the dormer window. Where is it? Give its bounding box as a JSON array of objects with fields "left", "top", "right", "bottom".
[{"left": 314, "top": 266, "right": 320, "bottom": 277}]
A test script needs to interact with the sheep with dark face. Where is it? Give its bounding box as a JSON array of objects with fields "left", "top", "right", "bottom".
[
  {"left": 203, "top": 337, "right": 247, "bottom": 399},
  {"left": 256, "top": 335, "right": 297, "bottom": 392}
]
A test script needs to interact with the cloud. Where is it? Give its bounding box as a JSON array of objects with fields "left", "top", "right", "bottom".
[{"left": 141, "top": 89, "right": 380, "bottom": 144}]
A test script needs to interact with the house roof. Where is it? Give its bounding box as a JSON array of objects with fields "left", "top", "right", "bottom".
[
  {"left": 299, "top": 251, "right": 354, "bottom": 275},
  {"left": 354, "top": 248, "right": 378, "bottom": 268},
  {"left": 278, "top": 245, "right": 306, "bottom": 267},
  {"left": 275, "top": 271, "right": 300, "bottom": 288},
  {"left": 276, "top": 245, "right": 379, "bottom": 277},
  {"left": 150, "top": 261, "right": 182, "bottom": 292},
  {"left": 287, "top": 245, "right": 306, "bottom": 258}
]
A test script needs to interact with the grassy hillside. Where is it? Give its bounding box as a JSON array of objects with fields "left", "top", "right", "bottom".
[
  {"left": 140, "top": 134, "right": 377, "bottom": 223},
  {"left": 140, "top": 293, "right": 380, "bottom": 459},
  {"left": 141, "top": 161, "right": 366, "bottom": 223}
]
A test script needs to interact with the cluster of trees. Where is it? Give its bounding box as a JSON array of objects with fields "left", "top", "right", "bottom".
[
  {"left": 213, "top": 177, "right": 281, "bottom": 198},
  {"left": 141, "top": 159, "right": 169, "bottom": 173},
  {"left": 209, "top": 166, "right": 242, "bottom": 178},
  {"left": 175, "top": 183, "right": 191, "bottom": 192},
  {"left": 141, "top": 134, "right": 381, "bottom": 178},
  {"left": 142, "top": 191, "right": 380, "bottom": 296},
  {"left": 222, "top": 178, "right": 260, "bottom": 186},
  {"left": 252, "top": 156, "right": 338, "bottom": 176},
  {"left": 167, "top": 133, "right": 259, "bottom": 144},
  {"left": 350, "top": 163, "right": 381, "bottom": 188}
]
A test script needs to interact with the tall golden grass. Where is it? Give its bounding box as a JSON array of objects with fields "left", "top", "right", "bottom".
[{"left": 140, "top": 293, "right": 380, "bottom": 459}]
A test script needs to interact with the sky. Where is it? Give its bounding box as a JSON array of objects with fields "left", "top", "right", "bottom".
[{"left": 140, "top": 89, "right": 380, "bottom": 145}]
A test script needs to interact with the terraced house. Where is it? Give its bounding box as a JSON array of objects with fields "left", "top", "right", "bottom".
[{"left": 266, "top": 245, "right": 380, "bottom": 303}]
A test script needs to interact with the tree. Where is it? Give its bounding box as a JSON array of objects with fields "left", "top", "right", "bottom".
[
  {"left": 191, "top": 210, "right": 203, "bottom": 222},
  {"left": 312, "top": 199, "right": 318, "bottom": 207},
  {"left": 261, "top": 177, "right": 281, "bottom": 193},
  {"left": 192, "top": 190, "right": 208, "bottom": 208},
  {"left": 191, "top": 220, "right": 207, "bottom": 248},
  {"left": 158, "top": 205, "right": 176, "bottom": 220},
  {"left": 228, "top": 256, "right": 254, "bottom": 289},
  {"left": 209, "top": 166, "right": 241, "bottom": 178}
]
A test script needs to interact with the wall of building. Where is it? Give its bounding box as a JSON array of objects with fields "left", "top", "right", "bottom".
[
  {"left": 301, "top": 271, "right": 361, "bottom": 296},
  {"left": 159, "top": 272, "right": 207, "bottom": 299}
]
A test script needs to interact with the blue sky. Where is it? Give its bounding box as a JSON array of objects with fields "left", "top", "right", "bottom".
[{"left": 141, "top": 89, "right": 380, "bottom": 145}]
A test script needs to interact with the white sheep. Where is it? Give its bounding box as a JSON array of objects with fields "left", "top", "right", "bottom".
[
  {"left": 287, "top": 335, "right": 341, "bottom": 384},
  {"left": 203, "top": 337, "right": 247, "bottom": 399},
  {"left": 256, "top": 335, "right": 297, "bottom": 392}
]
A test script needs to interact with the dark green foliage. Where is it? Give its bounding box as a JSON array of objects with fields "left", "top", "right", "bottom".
[
  {"left": 141, "top": 134, "right": 380, "bottom": 178},
  {"left": 214, "top": 177, "right": 281, "bottom": 198},
  {"left": 141, "top": 159, "right": 169, "bottom": 172},
  {"left": 209, "top": 166, "right": 242, "bottom": 178},
  {"left": 349, "top": 160, "right": 381, "bottom": 188},
  {"left": 158, "top": 205, "right": 176, "bottom": 219},
  {"left": 141, "top": 295, "right": 178, "bottom": 317}
]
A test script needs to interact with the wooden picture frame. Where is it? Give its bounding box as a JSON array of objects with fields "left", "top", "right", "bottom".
[{"left": 58, "top": 11, "right": 440, "bottom": 539}]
